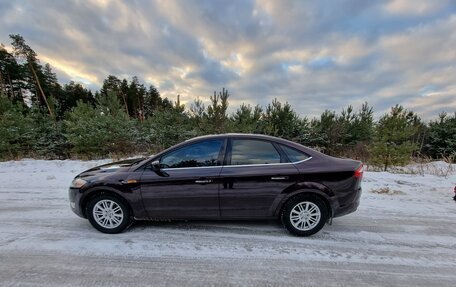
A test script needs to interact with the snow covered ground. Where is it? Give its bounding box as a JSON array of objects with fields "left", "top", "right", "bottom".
[{"left": 0, "top": 159, "right": 455, "bottom": 286}]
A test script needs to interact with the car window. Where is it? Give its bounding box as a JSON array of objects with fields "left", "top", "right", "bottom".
[
  {"left": 230, "top": 139, "right": 281, "bottom": 165},
  {"left": 280, "top": 144, "right": 310, "bottom": 162},
  {"left": 160, "top": 139, "right": 223, "bottom": 168}
]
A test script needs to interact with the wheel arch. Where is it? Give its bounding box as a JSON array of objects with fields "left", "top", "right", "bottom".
[
  {"left": 275, "top": 189, "right": 334, "bottom": 219},
  {"left": 80, "top": 187, "right": 134, "bottom": 218}
]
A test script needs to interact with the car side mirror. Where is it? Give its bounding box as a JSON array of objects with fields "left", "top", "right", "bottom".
[
  {"left": 150, "top": 160, "right": 169, "bottom": 177},
  {"left": 151, "top": 160, "right": 161, "bottom": 171}
]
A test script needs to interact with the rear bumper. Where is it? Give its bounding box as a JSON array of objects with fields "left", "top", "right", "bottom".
[
  {"left": 68, "top": 187, "right": 86, "bottom": 218},
  {"left": 333, "top": 187, "right": 361, "bottom": 218}
]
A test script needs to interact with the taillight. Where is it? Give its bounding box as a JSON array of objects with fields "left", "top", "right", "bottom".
[
  {"left": 354, "top": 163, "right": 364, "bottom": 179},
  {"left": 454, "top": 186, "right": 456, "bottom": 194}
]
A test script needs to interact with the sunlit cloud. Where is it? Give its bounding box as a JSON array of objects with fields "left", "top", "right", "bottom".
[
  {"left": 385, "top": 0, "right": 450, "bottom": 16},
  {"left": 0, "top": 0, "right": 455, "bottom": 120},
  {"left": 40, "top": 55, "right": 100, "bottom": 86}
]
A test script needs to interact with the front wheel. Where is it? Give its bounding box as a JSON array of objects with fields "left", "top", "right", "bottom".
[
  {"left": 281, "top": 195, "right": 328, "bottom": 236},
  {"left": 87, "top": 195, "right": 130, "bottom": 234}
]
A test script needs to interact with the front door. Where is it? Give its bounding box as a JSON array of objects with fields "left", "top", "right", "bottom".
[{"left": 140, "top": 139, "right": 225, "bottom": 219}]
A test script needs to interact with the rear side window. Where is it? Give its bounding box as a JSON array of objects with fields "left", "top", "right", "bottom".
[
  {"left": 230, "top": 139, "right": 281, "bottom": 165},
  {"left": 280, "top": 144, "right": 310, "bottom": 162},
  {"left": 160, "top": 139, "right": 223, "bottom": 168}
]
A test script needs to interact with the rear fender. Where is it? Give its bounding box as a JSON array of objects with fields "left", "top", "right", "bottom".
[{"left": 272, "top": 182, "right": 336, "bottom": 217}]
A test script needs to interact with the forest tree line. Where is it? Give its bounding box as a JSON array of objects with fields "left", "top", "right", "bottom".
[{"left": 1, "top": 34, "right": 455, "bottom": 170}]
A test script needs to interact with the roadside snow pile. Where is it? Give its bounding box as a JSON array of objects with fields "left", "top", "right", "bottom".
[
  {"left": 0, "top": 159, "right": 110, "bottom": 190},
  {"left": 361, "top": 168, "right": 455, "bottom": 217},
  {"left": 395, "top": 160, "right": 455, "bottom": 177}
]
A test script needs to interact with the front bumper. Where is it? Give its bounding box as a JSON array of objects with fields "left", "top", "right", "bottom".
[{"left": 68, "top": 187, "right": 86, "bottom": 218}]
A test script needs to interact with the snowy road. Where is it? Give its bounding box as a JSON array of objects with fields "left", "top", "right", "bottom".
[{"left": 0, "top": 160, "right": 455, "bottom": 286}]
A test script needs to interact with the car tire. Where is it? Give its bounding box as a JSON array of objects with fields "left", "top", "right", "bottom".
[
  {"left": 87, "top": 194, "right": 131, "bottom": 234},
  {"left": 281, "top": 194, "right": 328, "bottom": 236}
]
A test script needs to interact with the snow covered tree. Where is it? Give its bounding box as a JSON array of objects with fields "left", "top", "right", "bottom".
[
  {"left": 0, "top": 97, "right": 33, "bottom": 159},
  {"left": 64, "top": 92, "right": 136, "bottom": 157},
  {"left": 28, "top": 109, "right": 69, "bottom": 158}
]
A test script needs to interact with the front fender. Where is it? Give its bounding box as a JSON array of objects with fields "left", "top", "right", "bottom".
[{"left": 79, "top": 185, "right": 148, "bottom": 219}]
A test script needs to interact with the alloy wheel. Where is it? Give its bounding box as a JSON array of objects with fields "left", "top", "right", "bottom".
[
  {"left": 289, "top": 201, "right": 321, "bottom": 231},
  {"left": 92, "top": 199, "right": 124, "bottom": 229}
]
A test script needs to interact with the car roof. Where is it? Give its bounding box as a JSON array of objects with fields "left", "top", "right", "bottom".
[
  {"left": 137, "top": 133, "right": 327, "bottom": 170},
  {"left": 186, "top": 133, "right": 289, "bottom": 142},
  {"left": 184, "top": 133, "right": 324, "bottom": 157}
]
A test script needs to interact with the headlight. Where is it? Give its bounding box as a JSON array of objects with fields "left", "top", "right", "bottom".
[{"left": 70, "top": 178, "right": 87, "bottom": 188}]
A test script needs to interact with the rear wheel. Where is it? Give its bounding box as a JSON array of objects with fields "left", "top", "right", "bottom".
[
  {"left": 87, "top": 195, "right": 130, "bottom": 234},
  {"left": 281, "top": 195, "right": 328, "bottom": 236}
]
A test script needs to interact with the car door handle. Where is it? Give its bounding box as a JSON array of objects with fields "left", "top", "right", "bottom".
[
  {"left": 195, "top": 179, "right": 212, "bottom": 184},
  {"left": 271, "top": 176, "right": 289, "bottom": 180}
]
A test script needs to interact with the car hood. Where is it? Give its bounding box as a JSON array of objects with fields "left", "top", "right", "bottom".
[{"left": 76, "top": 157, "right": 147, "bottom": 178}]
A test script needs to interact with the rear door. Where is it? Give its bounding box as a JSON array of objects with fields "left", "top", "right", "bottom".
[{"left": 219, "top": 138, "right": 300, "bottom": 218}]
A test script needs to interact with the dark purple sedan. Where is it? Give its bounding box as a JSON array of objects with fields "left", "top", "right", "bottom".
[{"left": 69, "top": 134, "right": 363, "bottom": 236}]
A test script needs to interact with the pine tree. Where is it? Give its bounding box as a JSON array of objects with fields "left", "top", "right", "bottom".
[
  {"left": 307, "top": 110, "right": 337, "bottom": 153},
  {"left": 65, "top": 92, "right": 136, "bottom": 157},
  {"left": 144, "top": 84, "right": 162, "bottom": 118},
  {"left": 10, "top": 34, "right": 54, "bottom": 119},
  {"left": 189, "top": 97, "right": 207, "bottom": 134},
  {"left": 127, "top": 76, "right": 147, "bottom": 120},
  {"left": 231, "top": 104, "right": 263, "bottom": 133},
  {"left": 0, "top": 97, "right": 33, "bottom": 159},
  {"left": 140, "top": 95, "right": 195, "bottom": 151},
  {"left": 0, "top": 44, "right": 25, "bottom": 104},
  {"left": 370, "top": 105, "right": 418, "bottom": 171},
  {"left": 261, "top": 98, "right": 302, "bottom": 141},
  {"left": 0, "top": 45, "right": 13, "bottom": 99},
  {"left": 352, "top": 102, "right": 374, "bottom": 143},
  {"left": 424, "top": 112, "right": 456, "bottom": 159},
  {"left": 28, "top": 109, "right": 69, "bottom": 158},
  {"left": 206, "top": 88, "right": 230, "bottom": 133},
  {"left": 60, "top": 81, "right": 95, "bottom": 112}
]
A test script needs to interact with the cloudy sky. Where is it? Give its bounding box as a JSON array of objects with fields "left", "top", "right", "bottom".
[{"left": 1, "top": 0, "right": 455, "bottom": 119}]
